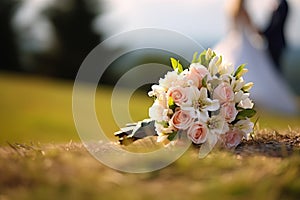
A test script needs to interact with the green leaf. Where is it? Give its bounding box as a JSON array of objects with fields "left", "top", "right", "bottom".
[
  {"left": 170, "top": 57, "right": 178, "bottom": 70},
  {"left": 236, "top": 109, "right": 257, "bottom": 120},
  {"left": 192, "top": 52, "right": 199, "bottom": 63},
  {"left": 157, "top": 121, "right": 169, "bottom": 128},
  {"left": 199, "top": 51, "right": 207, "bottom": 66},
  {"left": 242, "top": 82, "right": 254, "bottom": 92},
  {"left": 177, "top": 62, "right": 183, "bottom": 73},
  {"left": 201, "top": 74, "right": 208, "bottom": 88},
  {"left": 167, "top": 131, "right": 177, "bottom": 141},
  {"left": 170, "top": 58, "right": 183, "bottom": 73},
  {"left": 168, "top": 97, "right": 176, "bottom": 110},
  {"left": 234, "top": 64, "right": 246, "bottom": 78},
  {"left": 216, "top": 55, "right": 222, "bottom": 66}
]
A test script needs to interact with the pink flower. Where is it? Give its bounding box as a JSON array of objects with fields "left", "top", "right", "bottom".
[
  {"left": 170, "top": 110, "right": 194, "bottom": 130},
  {"left": 187, "top": 121, "right": 207, "bottom": 144},
  {"left": 213, "top": 82, "right": 234, "bottom": 104},
  {"left": 222, "top": 129, "right": 244, "bottom": 148},
  {"left": 220, "top": 102, "right": 238, "bottom": 123},
  {"left": 168, "top": 86, "right": 188, "bottom": 106},
  {"left": 187, "top": 63, "right": 210, "bottom": 88}
]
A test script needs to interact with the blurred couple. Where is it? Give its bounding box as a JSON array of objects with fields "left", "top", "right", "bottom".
[{"left": 214, "top": 0, "right": 298, "bottom": 114}]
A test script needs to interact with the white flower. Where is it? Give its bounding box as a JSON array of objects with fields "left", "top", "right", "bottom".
[
  {"left": 231, "top": 77, "right": 246, "bottom": 92},
  {"left": 148, "top": 85, "right": 164, "bottom": 97},
  {"left": 234, "top": 119, "right": 254, "bottom": 136},
  {"left": 197, "top": 114, "right": 229, "bottom": 158},
  {"left": 218, "top": 63, "right": 234, "bottom": 75},
  {"left": 149, "top": 100, "right": 168, "bottom": 122},
  {"left": 199, "top": 132, "right": 218, "bottom": 158},
  {"left": 220, "top": 74, "right": 232, "bottom": 83},
  {"left": 205, "top": 48, "right": 214, "bottom": 60},
  {"left": 155, "top": 123, "right": 174, "bottom": 134},
  {"left": 159, "top": 70, "right": 184, "bottom": 89},
  {"left": 208, "top": 56, "right": 220, "bottom": 76},
  {"left": 237, "top": 68, "right": 249, "bottom": 79},
  {"left": 234, "top": 90, "right": 249, "bottom": 103},
  {"left": 238, "top": 98, "right": 254, "bottom": 109},
  {"left": 182, "top": 87, "right": 220, "bottom": 121},
  {"left": 198, "top": 87, "right": 220, "bottom": 113},
  {"left": 206, "top": 114, "right": 229, "bottom": 135},
  {"left": 242, "top": 82, "right": 254, "bottom": 92}
]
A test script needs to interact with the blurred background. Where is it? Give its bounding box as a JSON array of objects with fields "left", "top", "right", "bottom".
[
  {"left": 1, "top": 0, "right": 300, "bottom": 88},
  {"left": 0, "top": 0, "right": 300, "bottom": 143}
]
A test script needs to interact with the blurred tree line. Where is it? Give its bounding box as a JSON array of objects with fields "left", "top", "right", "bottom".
[
  {"left": 0, "top": 0, "right": 102, "bottom": 79},
  {"left": 0, "top": 0, "right": 20, "bottom": 71}
]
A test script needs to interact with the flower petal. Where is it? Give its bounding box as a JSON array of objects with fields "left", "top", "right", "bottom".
[{"left": 198, "top": 133, "right": 218, "bottom": 158}]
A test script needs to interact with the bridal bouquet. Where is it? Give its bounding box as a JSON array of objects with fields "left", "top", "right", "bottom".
[{"left": 116, "top": 49, "right": 256, "bottom": 157}]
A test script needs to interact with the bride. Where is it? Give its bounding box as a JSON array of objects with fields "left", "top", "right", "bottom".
[{"left": 214, "top": 0, "right": 298, "bottom": 114}]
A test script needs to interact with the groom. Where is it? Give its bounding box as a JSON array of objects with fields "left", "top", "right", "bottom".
[{"left": 263, "top": 0, "right": 289, "bottom": 72}]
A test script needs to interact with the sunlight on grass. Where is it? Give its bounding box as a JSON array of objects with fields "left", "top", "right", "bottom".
[
  {"left": 0, "top": 73, "right": 78, "bottom": 144},
  {"left": 1, "top": 72, "right": 300, "bottom": 144},
  {"left": 1, "top": 142, "right": 300, "bottom": 200},
  {"left": 1, "top": 72, "right": 300, "bottom": 200}
]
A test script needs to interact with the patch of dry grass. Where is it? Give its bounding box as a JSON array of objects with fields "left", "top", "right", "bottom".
[
  {"left": 1, "top": 130, "right": 300, "bottom": 200},
  {"left": 1, "top": 72, "right": 300, "bottom": 199}
]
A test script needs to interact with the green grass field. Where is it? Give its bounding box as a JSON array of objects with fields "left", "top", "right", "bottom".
[{"left": 0, "top": 72, "right": 300, "bottom": 200}]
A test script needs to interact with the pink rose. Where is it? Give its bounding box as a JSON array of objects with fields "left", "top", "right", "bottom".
[
  {"left": 222, "top": 129, "right": 243, "bottom": 148},
  {"left": 220, "top": 102, "right": 238, "bottom": 123},
  {"left": 187, "top": 63, "right": 210, "bottom": 88},
  {"left": 171, "top": 110, "right": 194, "bottom": 130},
  {"left": 213, "top": 82, "right": 234, "bottom": 104},
  {"left": 168, "top": 86, "right": 188, "bottom": 105},
  {"left": 187, "top": 121, "right": 207, "bottom": 144}
]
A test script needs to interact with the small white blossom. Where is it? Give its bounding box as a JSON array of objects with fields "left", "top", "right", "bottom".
[
  {"left": 159, "top": 70, "right": 184, "bottom": 89},
  {"left": 242, "top": 82, "right": 254, "bottom": 92},
  {"left": 234, "top": 119, "right": 254, "bottom": 136},
  {"left": 238, "top": 98, "right": 254, "bottom": 109},
  {"left": 206, "top": 114, "right": 229, "bottom": 135},
  {"left": 232, "top": 77, "right": 246, "bottom": 92},
  {"left": 208, "top": 56, "right": 220, "bottom": 76},
  {"left": 205, "top": 48, "right": 213, "bottom": 60},
  {"left": 182, "top": 87, "right": 220, "bottom": 121},
  {"left": 234, "top": 90, "right": 249, "bottom": 103},
  {"left": 149, "top": 100, "right": 168, "bottom": 122},
  {"left": 218, "top": 63, "right": 234, "bottom": 75}
]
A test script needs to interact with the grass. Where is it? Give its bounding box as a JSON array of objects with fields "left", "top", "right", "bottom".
[
  {"left": 1, "top": 140, "right": 300, "bottom": 200},
  {"left": 0, "top": 72, "right": 300, "bottom": 199}
]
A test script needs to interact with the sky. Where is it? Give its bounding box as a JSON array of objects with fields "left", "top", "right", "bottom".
[{"left": 96, "top": 0, "right": 300, "bottom": 47}]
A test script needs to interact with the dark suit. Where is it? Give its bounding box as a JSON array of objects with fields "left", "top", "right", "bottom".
[{"left": 264, "top": 0, "right": 289, "bottom": 72}]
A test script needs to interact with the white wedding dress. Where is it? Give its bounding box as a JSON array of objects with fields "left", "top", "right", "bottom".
[{"left": 214, "top": 20, "right": 298, "bottom": 114}]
